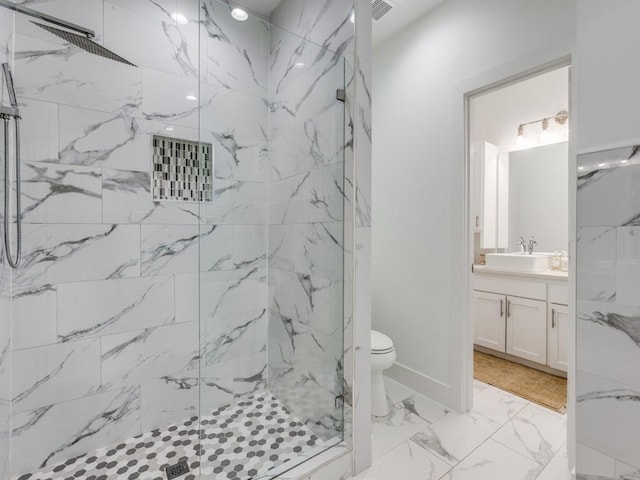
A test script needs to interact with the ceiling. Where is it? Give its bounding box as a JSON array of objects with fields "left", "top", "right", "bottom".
[
  {"left": 373, "top": 0, "right": 445, "bottom": 47},
  {"left": 234, "top": 0, "right": 284, "bottom": 17}
]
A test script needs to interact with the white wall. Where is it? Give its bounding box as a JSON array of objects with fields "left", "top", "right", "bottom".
[
  {"left": 508, "top": 142, "right": 569, "bottom": 253},
  {"left": 372, "top": 0, "right": 576, "bottom": 406}
]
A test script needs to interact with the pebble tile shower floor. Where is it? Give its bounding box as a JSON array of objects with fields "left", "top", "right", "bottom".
[{"left": 14, "top": 392, "right": 320, "bottom": 480}]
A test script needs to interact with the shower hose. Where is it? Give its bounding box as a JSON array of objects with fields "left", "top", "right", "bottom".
[{"left": 3, "top": 114, "right": 21, "bottom": 269}]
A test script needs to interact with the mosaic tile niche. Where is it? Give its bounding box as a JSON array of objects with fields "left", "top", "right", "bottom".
[{"left": 152, "top": 136, "right": 213, "bottom": 203}]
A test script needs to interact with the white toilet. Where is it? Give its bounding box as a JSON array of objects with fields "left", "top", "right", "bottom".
[{"left": 371, "top": 330, "right": 396, "bottom": 417}]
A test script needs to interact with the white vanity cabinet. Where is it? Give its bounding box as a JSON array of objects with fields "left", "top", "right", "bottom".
[
  {"left": 472, "top": 268, "right": 568, "bottom": 373},
  {"left": 547, "top": 303, "right": 569, "bottom": 372},
  {"left": 505, "top": 296, "right": 547, "bottom": 364}
]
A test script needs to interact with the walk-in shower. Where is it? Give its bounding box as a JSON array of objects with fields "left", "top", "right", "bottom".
[{"left": 0, "top": 0, "right": 355, "bottom": 479}]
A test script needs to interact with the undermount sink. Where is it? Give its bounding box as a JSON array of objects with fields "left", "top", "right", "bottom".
[{"left": 485, "top": 252, "right": 552, "bottom": 272}]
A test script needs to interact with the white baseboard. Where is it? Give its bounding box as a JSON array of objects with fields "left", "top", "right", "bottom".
[{"left": 386, "top": 362, "right": 452, "bottom": 409}]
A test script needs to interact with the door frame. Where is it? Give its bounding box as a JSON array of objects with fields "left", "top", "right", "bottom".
[{"left": 451, "top": 40, "right": 576, "bottom": 470}]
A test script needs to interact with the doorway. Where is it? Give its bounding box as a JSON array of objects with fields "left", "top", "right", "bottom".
[{"left": 467, "top": 65, "right": 571, "bottom": 412}]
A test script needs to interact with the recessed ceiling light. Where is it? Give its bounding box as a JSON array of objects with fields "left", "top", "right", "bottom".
[
  {"left": 171, "top": 12, "right": 188, "bottom": 25},
  {"left": 186, "top": 95, "right": 197, "bottom": 101},
  {"left": 231, "top": 7, "right": 249, "bottom": 21}
]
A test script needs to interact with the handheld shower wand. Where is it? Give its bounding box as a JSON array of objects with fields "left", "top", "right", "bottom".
[{"left": 1, "top": 62, "right": 21, "bottom": 269}]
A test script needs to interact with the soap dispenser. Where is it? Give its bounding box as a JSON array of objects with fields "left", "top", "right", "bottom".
[{"left": 551, "top": 251, "right": 561, "bottom": 271}]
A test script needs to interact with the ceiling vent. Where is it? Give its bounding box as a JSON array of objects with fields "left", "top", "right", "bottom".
[{"left": 372, "top": 0, "right": 396, "bottom": 21}]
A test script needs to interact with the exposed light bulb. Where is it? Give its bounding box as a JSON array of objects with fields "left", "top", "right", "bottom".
[
  {"left": 171, "top": 12, "right": 188, "bottom": 24},
  {"left": 538, "top": 117, "right": 551, "bottom": 144},
  {"left": 231, "top": 7, "right": 249, "bottom": 21}
]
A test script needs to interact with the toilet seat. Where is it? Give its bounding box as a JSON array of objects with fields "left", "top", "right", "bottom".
[{"left": 371, "top": 330, "right": 394, "bottom": 355}]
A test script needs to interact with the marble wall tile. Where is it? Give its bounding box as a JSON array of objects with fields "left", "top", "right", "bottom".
[
  {"left": 58, "top": 104, "right": 146, "bottom": 171},
  {"left": 17, "top": 97, "right": 59, "bottom": 164},
  {"left": 199, "top": 224, "right": 266, "bottom": 272},
  {"left": 577, "top": 150, "right": 640, "bottom": 228},
  {"left": 12, "top": 339, "right": 101, "bottom": 414},
  {"left": 13, "top": 0, "right": 105, "bottom": 40},
  {"left": 57, "top": 276, "right": 175, "bottom": 342},
  {"left": 15, "top": 224, "right": 140, "bottom": 289},
  {"left": 232, "top": 352, "right": 267, "bottom": 397},
  {"left": 11, "top": 386, "right": 141, "bottom": 474},
  {"left": 577, "top": 371, "right": 640, "bottom": 469},
  {"left": 200, "top": 361, "right": 235, "bottom": 415},
  {"left": 616, "top": 226, "right": 640, "bottom": 306},
  {"left": 21, "top": 162, "right": 102, "bottom": 224},
  {"left": 201, "top": 308, "right": 266, "bottom": 366},
  {"left": 200, "top": 0, "right": 269, "bottom": 58},
  {"left": 577, "top": 227, "right": 616, "bottom": 302},
  {"left": 141, "top": 68, "right": 204, "bottom": 129},
  {"left": 12, "top": 285, "right": 57, "bottom": 350},
  {"left": 104, "top": 2, "right": 199, "bottom": 79},
  {"left": 14, "top": 33, "right": 142, "bottom": 114},
  {"left": 269, "top": 164, "right": 345, "bottom": 225},
  {"left": 175, "top": 273, "right": 199, "bottom": 324},
  {"left": 101, "top": 322, "right": 199, "bottom": 391},
  {"left": 576, "top": 442, "right": 616, "bottom": 479},
  {"left": 140, "top": 371, "right": 198, "bottom": 432},
  {"left": 578, "top": 300, "right": 640, "bottom": 390},
  {"left": 140, "top": 224, "right": 199, "bottom": 276},
  {"left": 269, "top": 104, "right": 345, "bottom": 182},
  {"left": 270, "top": 0, "right": 354, "bottom": 55},
  {"left": 102, "top": 169, "right": 200, "bottom": 224},
  {"left": 269, "top": 222, "right": 344, "bottom": 280},
  {"left": 200, "top": 179, "right": 267, "bottom": 225},
  {"left": 199, "top": 267, "right": 267, "bottom": 322}
]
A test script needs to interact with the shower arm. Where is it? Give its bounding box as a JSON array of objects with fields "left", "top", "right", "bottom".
[{"left": 0, "top": 0, "right": 95, "bottom": 38}]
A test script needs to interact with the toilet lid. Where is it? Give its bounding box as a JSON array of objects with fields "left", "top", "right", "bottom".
[{"left": 371, "top": 330, "right": 394, "bottom": 353}]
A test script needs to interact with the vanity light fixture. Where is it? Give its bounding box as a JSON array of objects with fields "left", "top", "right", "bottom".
[
  {"left": 515, "top": 110, "right": 569, "bottom": 148},
  {"left": 171, "top": 12, "right": 188, "bottom": 25},
  {"left": 231, "top": 7, "right": 249, "bottom": 21}
]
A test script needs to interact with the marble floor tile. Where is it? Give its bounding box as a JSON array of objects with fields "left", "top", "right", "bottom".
[
  {"left": 442, "top": 439, "right": 541, "bottom": 480},
  {"left": 536, "top": 444, "right": 572, "bottom": 480},
  {"left": 411, "top": 411, "right": 501, "bottom": 467},
  {"left": 473, "top": 379, "right": 489, "bottom": 396},
  {"left": 384, "top": 376, "right": 416, "bottom": 405},
  {"left": 472, "top": 384, "right": 529, "bottom": 424},
  {"left": 371, "top": 399, "right": 430, "bottom": 459},
  {"left": 492, "top": 403, "right": 567, "bottom": 466},
  {"left": 354, "top": 440, "right": 451, "bottom": 480},
  {"left": 401, "top": 394, "right": 450, "bottom": 424}
]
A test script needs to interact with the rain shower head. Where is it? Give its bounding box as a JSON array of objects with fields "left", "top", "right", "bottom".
[
  {"left": 31, "top": 22, "right": 137, "bottom": 67},
  {"left": 0, "top": 0, "right": 136, "bottom": 67}
]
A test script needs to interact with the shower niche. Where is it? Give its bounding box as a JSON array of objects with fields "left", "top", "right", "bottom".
[{"left": 152, "top": 135, "right": 213, "bottom": 203}]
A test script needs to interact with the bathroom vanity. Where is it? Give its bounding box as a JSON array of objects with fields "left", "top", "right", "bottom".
[{"left": 472, "top": 265, "right": 568, "bottom": 375}]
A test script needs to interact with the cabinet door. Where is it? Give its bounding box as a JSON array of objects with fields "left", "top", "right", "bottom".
[
  {"left": 473, "top": 291, "right": 506, "bottom": 352},
  {"left": 548, "top": 304, "right": 568, "bottom": 372},
  {"left": 506, "top": 296, "right": 547, "bottom": 364}
]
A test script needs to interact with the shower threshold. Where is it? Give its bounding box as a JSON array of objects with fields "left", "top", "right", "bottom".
[{"left": 14, "top": 391, "right": 333, "bottom": 480}]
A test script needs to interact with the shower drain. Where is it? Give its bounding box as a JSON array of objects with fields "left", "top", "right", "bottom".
[{"left": 165, "top": 459, "right": 190, "bottom": 479}]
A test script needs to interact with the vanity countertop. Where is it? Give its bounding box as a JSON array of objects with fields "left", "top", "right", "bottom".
[{"left": 473, "top": 264, "right": 569, "bottom": 281}]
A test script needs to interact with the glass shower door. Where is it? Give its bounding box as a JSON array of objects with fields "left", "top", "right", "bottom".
[{"left": 197, "top": 1, "right": 346, "bottom": 478}]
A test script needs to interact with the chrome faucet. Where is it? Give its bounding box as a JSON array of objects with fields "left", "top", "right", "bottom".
[
  {"left": 518, "top": 236, "right": 527, "bottom": 253},
  {"left": 528, "top": 237, "right": 537, "bottom": 254}
]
